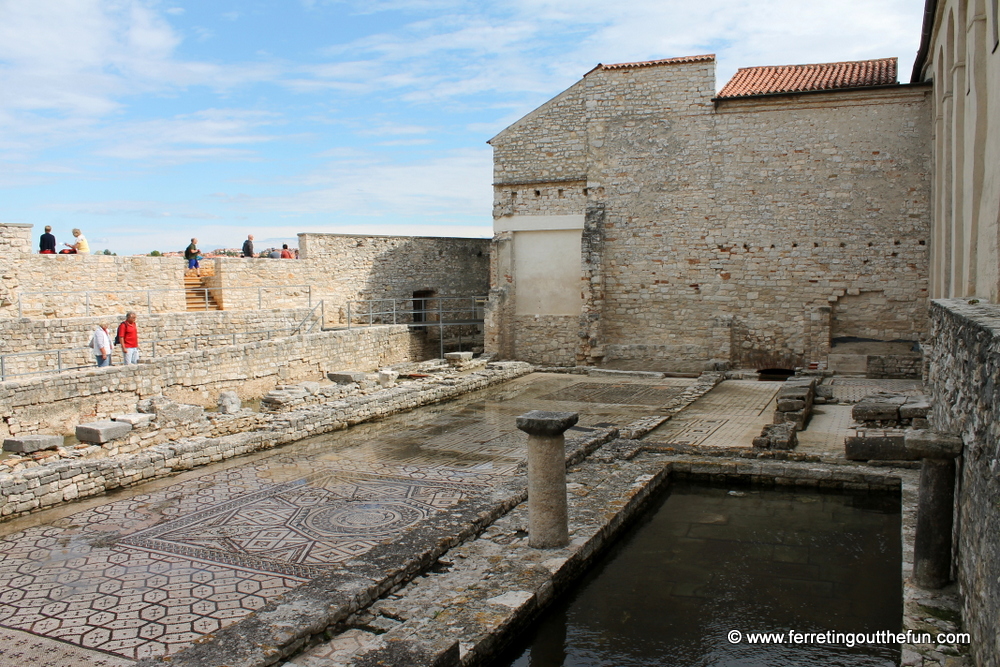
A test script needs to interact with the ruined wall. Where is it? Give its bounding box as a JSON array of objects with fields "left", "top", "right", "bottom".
[
  {"left": 927, "top": 298, "right": 1000, "bottom": 666},
  {"left": 710, "top": 87, "right": 932, "bottom": 367},
  {"left": 0, "top": 324, "right": 432, "bottom": 439},
  {"left": 487, "top": 58, "right": 932, "bottom": 370}
]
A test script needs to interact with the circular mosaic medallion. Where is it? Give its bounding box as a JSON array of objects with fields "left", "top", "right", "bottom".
[{"left": 301, "top": 501, "right": 425, "bottom": 538}]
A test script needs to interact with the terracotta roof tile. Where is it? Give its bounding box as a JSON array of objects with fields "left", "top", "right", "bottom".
[
  {"left": 585, "top": 54, "right": 715, "bottom": 76},
  {"left": 717, "top": 57, "right": 897, "bottom": 99}
]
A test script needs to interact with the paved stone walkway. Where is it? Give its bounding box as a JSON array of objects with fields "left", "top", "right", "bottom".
[{"left": 0, "top": 373, "right": 694, "bottom": 664}]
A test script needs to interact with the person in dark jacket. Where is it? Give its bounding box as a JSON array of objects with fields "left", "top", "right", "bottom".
[
  {"left": 242, "top": 234, "right": 254, "bottom": 258},
  {"left": 39, "top": 226, "right": 56, "bottom": 254}
]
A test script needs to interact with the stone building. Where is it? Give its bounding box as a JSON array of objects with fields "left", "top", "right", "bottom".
[
  {"left": 912, "top": 0, "right": 1000, "bottom": 664},
  {"left": 486, "top": 55, "right": 933, "bottom": 370}
]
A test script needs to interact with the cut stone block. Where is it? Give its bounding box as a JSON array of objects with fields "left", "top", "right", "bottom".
[
  {"left": 900, "top": 399, "right": 931, "bottom": 419},
  {"left": 844, "top": 430, "right": 910, "bottom": 460},
  {"left": 814, "top": 385, "right": 834, "bottom": 399},
  {"left": 3, "top": 435, "right": 63, "bottom": 453},
  {"left": 154, "top": 403, "right": 204, "bottom": 423},
  {"left": 327, "top": 371, "right": 366, "bottom": 384},
  {"left": 76, "top": 421, "right": 132, "bottom": 444},
  {"left": 217, "top": 391, "right": 242, "bottom": 415},
  {"left": 112, "top": 413, "right": 154, "bottom": 428},
  {"left": 904, "top": 430, "right": 964, "bottom": 459},
  {"left": 852, "top": 395, "right": 907, "bottom": 422},
  {"left": 776, "top": 398, "right": 806, "bottom": 412},
  {"left": 377, "top": 370, "right": 399, "bottom": 388},
  {"left": 444, "top": 351, "right": 473, "bottom": 361}
]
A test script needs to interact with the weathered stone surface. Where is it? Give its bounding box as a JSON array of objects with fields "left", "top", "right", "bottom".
[
  {"left": 376, "top": 370, "right": 399, "bottom": 388},
  {"left": 753, "top": 422, "right": 797, "bottom": 450},
  {"left": 914, "top": 458, "right": 956, "bottom": 589},
  {"left": 136, "top": 395, "right": 173, "bottom": 414},
  {"left": 776, "top": 398, "right": 805, "bottom": 411},
  {"left": 76, "top": 421, "right": 132, "bottom": 444},
  {"left": 903, "top": 430, "right": 964, "bottom": 459},
  {"left": 443, "top": 351, "right": 473, "bottom": 362},
  {"left": 328, "top": 371, "right": 367, "bottom": 384},
  {"left": 111, "top": 413, "right": 154, "bottom": 428},
  {"left": 844, "top": 430, "right": 910, "bottom": 460},
  {"left": 217, "top": 391, "right": 242, "bottom": 415},
  {"left": 900, "top": 398, "right": 931, "bottom": 419},
  {"left": 3, "top": 435, "right": 62, "bottom": 453},
  {"left": 152, "top": 402, "right": 204, "bottom": 424},
  {"left": 852, "top": 395, "right": 907, "bottom": 422},
  {"left": 515, "top": 411, "right": 579, "bottom": 437}
]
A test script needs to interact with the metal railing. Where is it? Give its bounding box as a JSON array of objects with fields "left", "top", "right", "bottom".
[
  {"left": 1, "top": 325, "right": 305, "bottom": 382},
  {"left": 292, "top": 300, "right": 326, "bottom": 336},
  {"left": 16, "top": 285, "right": 313, "bottom": 318},
  {"left": 344, "top": 295, "right": 486, "bottom": 357}
]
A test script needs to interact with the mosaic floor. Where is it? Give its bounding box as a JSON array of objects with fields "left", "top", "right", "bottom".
[
  {"left": 643, "top": 381, "right": 781, "bottom": 448},
  {"left": 0, "top": 373, "right": 694, "bottom": 663}
]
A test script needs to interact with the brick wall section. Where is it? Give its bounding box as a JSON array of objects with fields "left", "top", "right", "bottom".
[
  {"left": 0, "top": 325, "right": 434, "bottom": 439},
  {"left": 488, "top": 60, "right": 933, "bottom": 370},
  {"left": 0, "top": 309, "right": 313, "bottom": 377},
  {"left": 928, "top": 299, "right": 1000, "bottom": 666}
]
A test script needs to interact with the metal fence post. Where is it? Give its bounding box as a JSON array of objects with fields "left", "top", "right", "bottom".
[
  {"left": 86, "top": 292, "right": 91, "bottom": 318},
  {"left": 1, "top": 356, "right": 5, "bottom": 381},
  {"left": 392, "top": 300, "right": 397, "bottom": 325},
  {"left": 57, "top": 350, "right": 62, "bottom": 372},
  {"left": 147, "top": 291, "right": 152, "bottom": 315},
  {"left": 308, "top": 286, "right": 312, "bottom": 308},
  {"left": 347, "top": 302, "right": 352, "bottom": 329}
]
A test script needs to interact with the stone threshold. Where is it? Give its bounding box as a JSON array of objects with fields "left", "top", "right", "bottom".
[
  {"left": 0, "top": 362, "right": 536, "bottom": 521},
  {"left": 280, "top": 452, "right": 967, "bottom": 667}
]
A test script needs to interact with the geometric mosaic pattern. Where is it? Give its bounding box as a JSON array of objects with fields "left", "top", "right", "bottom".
[
  {"left": 539, "top": 382, "right": 685, "bottom": 406},
  {"left": 122, "top": 470, "right": 481, "bottom": 579},
  {"left": 828, "top": 378, "right": 924, "bottom": 402},
  {"left": 0, "top": 372, "right": 696, "bottom": 661}
]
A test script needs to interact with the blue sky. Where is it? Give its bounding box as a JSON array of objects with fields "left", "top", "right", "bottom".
[{"left": 1, "top": 0, "right": 925, "bottom": 255}]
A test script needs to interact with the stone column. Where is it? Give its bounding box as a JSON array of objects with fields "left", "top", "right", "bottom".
[
  {"left": 516, "top": 410, "right": 579, "bottom": 549},
  {"left": 913, "top": 457, "right": 957, "bottom": 589}
]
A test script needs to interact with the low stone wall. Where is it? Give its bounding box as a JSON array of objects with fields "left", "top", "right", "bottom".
[
  {"left": 0, "top": 325, "right": 435, "bottom": 439},
  {"left": 928, "top": 298, "right": 1000, "bottom": 667},
  {"left": 0, "top": 361, "right": 531, "bottom": 521},
  {"left": 512, "top": 315, "right": 577, "bottom": 366},
  {"left": 0, "top": 309, "right": 313, "bottom": 377},
  {"left": 867, "top": 354, "right": 922, "bottom": 379}
]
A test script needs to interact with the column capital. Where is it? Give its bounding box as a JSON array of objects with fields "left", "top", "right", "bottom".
[{"left": 516, "top": 410, "right": 579, "bottom": 437}]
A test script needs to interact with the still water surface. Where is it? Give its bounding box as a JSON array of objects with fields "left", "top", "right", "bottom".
[{"left": 494, "top": 482, "right": 901, "bottom": 667}]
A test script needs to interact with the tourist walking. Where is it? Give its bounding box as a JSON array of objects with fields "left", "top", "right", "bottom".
[
  {"left": 117, "top": 312, "right": 140, "bottom": 365},
  {"left": 242, "top": 234, "right": 254, "bottom": 258},
  {"left": 185, "top": 238, "right": 201, "bottom": 276},
  {"left": 89, "top": 323, "right": 112, "bottom": 367},
  {"left": 61, "top": 228, "right": 89, "bottom": 254},
  {"left": 279, "top": 244, "right": 293, "bottom": 259},
  {"left": 39, "top": 226, "right": 56, "bottom": 254}
]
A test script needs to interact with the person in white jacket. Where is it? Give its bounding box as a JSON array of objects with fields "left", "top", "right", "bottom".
[{"left": 90, "top": 324, "right": 112, "bottom": 367}]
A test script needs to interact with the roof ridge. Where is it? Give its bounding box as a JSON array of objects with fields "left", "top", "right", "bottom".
[{"left": 586, "top": 54, "right": 715, "bottom": 76}]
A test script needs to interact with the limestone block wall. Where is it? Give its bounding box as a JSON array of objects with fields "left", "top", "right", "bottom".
[
  {"left": 0, "top": 309, "right": 313, "bottom": 378},
  {"left": 488, "top": 56, "right": 933, "bottom": 370},
  {"left": 1, "top": 254, "right": 187, "bottom": 319},
  {"left": 0, "top": 223, "right": 31, "bottom": 255},
  {"left": 0, "top": 324, "right": 433, "bottom": 439},
  {"left": 927, "top": 299, "right": 1000, "bottom": 666}
]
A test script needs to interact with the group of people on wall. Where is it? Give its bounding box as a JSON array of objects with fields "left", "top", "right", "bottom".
[
  {"left": 88, "top": 312, "right": 140, "bottom": 368},
  {"left": 38, "top": 226, "right": 88, "bottom": 254},
  {"left": 38, "top": 229, "right": 299, "bottom": 266}
]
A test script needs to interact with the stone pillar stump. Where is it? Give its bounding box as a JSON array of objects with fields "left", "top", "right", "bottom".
[{"left": 516, "top": 410, "right": 578, "bottom": 549}]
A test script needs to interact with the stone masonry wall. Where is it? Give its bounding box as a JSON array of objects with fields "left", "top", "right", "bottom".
[
  {"left": 0, "top": 223, "right": 31, "bottom": 256},
  {"left": 1, "top": 229, "right": 489, "bottom": 323},
  {"left": 927, "top": 298, "right": 1000, "bottom": 667},
  {"left": 0, "top": 309, "right": 313, "bottom": 379},
  {"left": 0, "top": 324, "right": 432, "bottom": 439},
  {"left": 488, "top": 59, "right": 932, "bottom": 370},
  {"left": 2, "top": 254, "right": 187, "bottom": 319}
]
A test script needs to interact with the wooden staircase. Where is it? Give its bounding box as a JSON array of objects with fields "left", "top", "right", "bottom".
[{"left": 184, "top": 273, "right": 222, "bottom": 311}]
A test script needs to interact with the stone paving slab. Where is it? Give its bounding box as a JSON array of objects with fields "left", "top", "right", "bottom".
[{"left": 828, "top": 378, "right": 925, "bottom": 403}]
